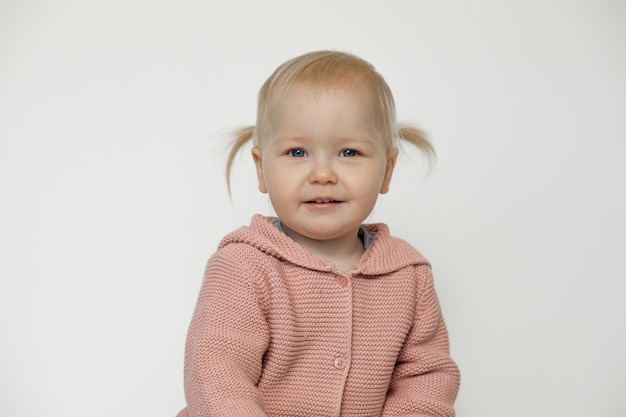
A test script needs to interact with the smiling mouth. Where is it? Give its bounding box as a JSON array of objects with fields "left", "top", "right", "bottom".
[
  {"left": 305, "top": 199, "right": 343, "bottom": 204},
  {"left": 309, "top": 199, "right": 339, "bottom": 203}
]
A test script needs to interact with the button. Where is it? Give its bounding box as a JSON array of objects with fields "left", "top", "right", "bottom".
[
  {"left": 334, "top": 357, "right": 347, "bottom": 369},
  {"left": 336, "top": 276, "right": 347, "bottom": 287}
]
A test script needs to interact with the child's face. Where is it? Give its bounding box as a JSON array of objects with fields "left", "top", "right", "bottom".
[{"left": 252, "top": 83, "right": 397, "bottom": 244}]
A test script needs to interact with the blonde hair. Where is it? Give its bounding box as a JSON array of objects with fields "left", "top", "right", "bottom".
[{"left": 226, "top": 50, "right": 434, "bottom": 193}]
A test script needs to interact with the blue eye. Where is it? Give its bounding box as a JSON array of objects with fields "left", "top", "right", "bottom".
[
  {"left": 289, "top": 148, "right": 307, "bottom": 158},
  {"left": 340, "top": 149, "right": 358, "bottom": 157}
]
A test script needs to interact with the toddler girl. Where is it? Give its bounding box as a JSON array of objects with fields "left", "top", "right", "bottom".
[{"left": 177, "top": 50, "right": 460, "bottom": 417}]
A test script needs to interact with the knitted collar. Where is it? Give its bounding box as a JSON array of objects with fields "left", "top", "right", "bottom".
[{"left": 218, "top": 214, "right": 429, "bottom": 276}]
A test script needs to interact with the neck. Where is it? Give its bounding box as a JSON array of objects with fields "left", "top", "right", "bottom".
[{"left": 281, "top": 224, "right": 364, "bottom": 273}]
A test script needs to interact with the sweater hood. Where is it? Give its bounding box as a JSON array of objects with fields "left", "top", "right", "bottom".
[{"left": 218, "top": 214, "right": 429, "bottom": 276}]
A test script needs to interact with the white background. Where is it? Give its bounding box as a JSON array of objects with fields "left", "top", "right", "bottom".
[{"left": 1, "top": 1, "right": 625, "bottom": 416}]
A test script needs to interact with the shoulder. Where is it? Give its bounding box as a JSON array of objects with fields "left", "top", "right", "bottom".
[
  {"left": 206, "top": 214, "right": 305, "bottom": 285},
  {"left": 208, "top": 238, "right": 277, "bottom": 282},
  {"left": 212, "top": 215, "right": 283, "bottom": 268}
]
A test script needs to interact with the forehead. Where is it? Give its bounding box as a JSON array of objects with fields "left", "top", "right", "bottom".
[{"left": 273, "top": 83, "right": 376, "bottom": 128}]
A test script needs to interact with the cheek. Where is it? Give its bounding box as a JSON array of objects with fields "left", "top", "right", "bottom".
[
  {"left": 263, "top": 162, "right": 288, "bottom": 186},
  {"left": 345, "top": 164, "right": 386, "bottom": 194},
  {"left": 371, "top": 164, "right": 391, "bottom": 194},
  {"left": 263, "top": 163, "right": 299, "bottom": 201}
]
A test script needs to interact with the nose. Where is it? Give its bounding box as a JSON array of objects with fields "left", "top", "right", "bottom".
[{"left": 307, "top": 157, "right": 338, "bottom": 184}]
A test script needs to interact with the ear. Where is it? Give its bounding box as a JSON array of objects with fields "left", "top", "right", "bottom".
[
  {"left": 379, "top": 148, "right": 398, "bottom": 194},
  {"left": 251, "top": 146, "right": 268, "bottom": 193}
]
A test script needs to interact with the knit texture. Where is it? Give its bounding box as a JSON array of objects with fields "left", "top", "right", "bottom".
[{"left": 177, "top": 215, "right": 460, "bottom": 417}]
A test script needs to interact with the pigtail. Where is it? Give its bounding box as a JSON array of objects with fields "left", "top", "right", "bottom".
[
  {"left": 397, "top": 124, "right": 436, "bottom": 162},
  {"left": 226, "top": 126, "right": 255, "bottom": 196}
]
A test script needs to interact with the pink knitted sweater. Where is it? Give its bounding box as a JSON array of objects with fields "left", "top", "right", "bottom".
[{"left": 177, "top": 215, "right": 459, "bottom": 417}]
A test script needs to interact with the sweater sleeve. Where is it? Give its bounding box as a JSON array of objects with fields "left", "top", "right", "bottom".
[
  {"left": 181, "top": 245, "right": 271, "bottom": 417},
  {"left": 382, "top": 265, "right": 460, "bottom": 417}
]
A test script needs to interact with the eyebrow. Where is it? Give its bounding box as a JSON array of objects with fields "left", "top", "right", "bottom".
[
  {"left": 335, "top": 136, "right": 376, "bottom": 146},
  {"left": 274, "top": 135, "right": 376, "bottom": 146}
]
